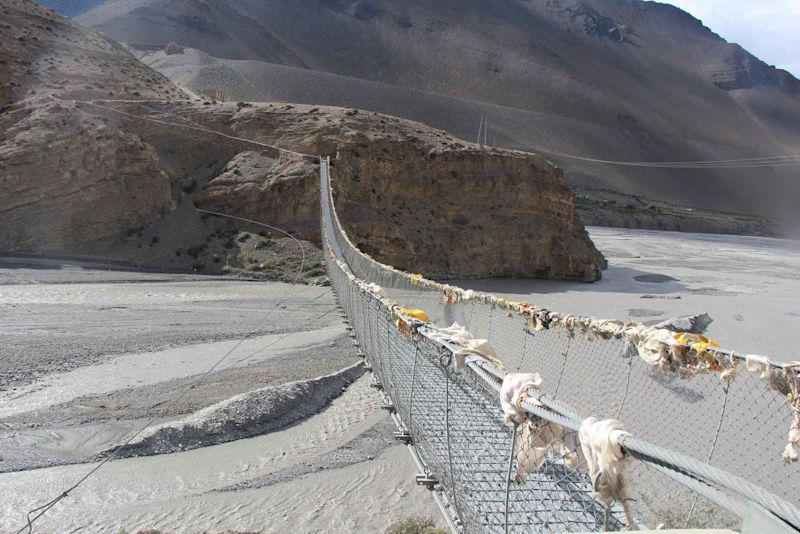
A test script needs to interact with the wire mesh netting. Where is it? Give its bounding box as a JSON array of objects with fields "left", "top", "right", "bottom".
[{"left": 319, "top": 157, "right": 800, "bottom": 532}]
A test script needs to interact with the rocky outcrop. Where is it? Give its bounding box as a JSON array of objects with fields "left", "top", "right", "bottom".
[
  {"left": 188, "top": 105, "right": 604, "bottom": 281},
  {"left": 544, "top": 0, "right": 628, "bottom": 42},
  {"left": 333, "top": 137, "right": 605, "bottom": 281},
  {"left": 195, "top": 150, "right": 321, "bottom": 242},
  {"left": 0, "top": 0, "right": 183, "bottom": 255},
  {"left": 708, "top": 43, "right": 799, "bottom": 93},
  {"left": 0, "top": 102, "right": 175, "bottom": 253}
]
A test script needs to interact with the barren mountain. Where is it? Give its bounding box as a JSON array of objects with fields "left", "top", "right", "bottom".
[
  {"left": 0, "top": 0, "right": 178, "bottom": 105},
  {"left": 58, "top": 0, "right": 800, "bottom": 231},
  {"left": 0, "top": 0, "right": 182, "bottom": 259},
  {"left": 1, "top": 0, "right": 604, "bottom": 281}
]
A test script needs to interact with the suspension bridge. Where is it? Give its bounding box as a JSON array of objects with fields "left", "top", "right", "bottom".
[
  {"left": 11, "top": 100, "right": 800, "bottom": 533},
  {"left": 319, "top": 156, "right": 800, "bottom": 533}
]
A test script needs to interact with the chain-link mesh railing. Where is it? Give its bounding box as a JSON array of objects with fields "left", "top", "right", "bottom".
[{"left": 319, "top": 157, "right": 800, "bottom": 532}]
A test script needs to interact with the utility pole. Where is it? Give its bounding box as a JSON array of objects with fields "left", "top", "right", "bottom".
[
  {"left": 484, "top": 117, "right": 488, "bottom": 146},
  {"left": 476, "top": 116, "right": 484, "bottom": 146}
]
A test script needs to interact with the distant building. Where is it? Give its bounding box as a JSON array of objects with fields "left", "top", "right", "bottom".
[{"left": 200, "top": 89, "right": 227, "bottom": 102}]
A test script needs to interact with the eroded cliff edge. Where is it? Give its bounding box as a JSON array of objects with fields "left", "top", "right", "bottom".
[{"left": 332, "top": 137, "right": 604, "bottom": 281}]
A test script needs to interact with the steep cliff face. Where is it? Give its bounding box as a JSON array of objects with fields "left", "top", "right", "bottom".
[
  {"left": 195, "top": 150, "right": 321, "bottom": 241},
  {"left": 195, "top": 102, "right": 603, "bottom": 281},
  {"left": 180, "top": 101, "right": 603, "bottom": 280},
  {"left": 333, "top": 137, "right": 604, "bottom": 281}
]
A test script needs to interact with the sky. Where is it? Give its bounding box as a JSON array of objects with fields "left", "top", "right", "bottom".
[{"left": 664, "top": 0, "right": 800, "bottom": 77}]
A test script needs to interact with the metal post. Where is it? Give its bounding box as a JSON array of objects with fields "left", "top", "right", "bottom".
[
  {"left": 445, "top": 356, "right": 465, "bottom": 527},
  {"left": 409, "top": 344, "right": 420, "bottom": 436},
  {"left": 504, "top": 423, "right": 519, "bottom": 534}
]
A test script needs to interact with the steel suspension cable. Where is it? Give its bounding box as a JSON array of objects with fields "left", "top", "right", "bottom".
[{"left": 489, "top": 122, "right": 800, "bottom": 169}]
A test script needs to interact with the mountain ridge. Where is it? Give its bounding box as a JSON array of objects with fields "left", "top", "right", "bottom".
[
  {"left": 2, "top": 0, "right": 605, "bottom": 281},
  {"left": 45, "top": 0, "right": 800, "bottom": 229}
]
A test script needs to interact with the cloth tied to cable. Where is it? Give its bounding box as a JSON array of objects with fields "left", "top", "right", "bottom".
[
  {"left": 673, "top": 332, "right": 719, "bottom": 354},
  {"left": 579, "top": 417, "right": 635, "bottom": 528},
  {"left": 744, "top": 356, "right": 800, "bottom": 464},
  {"left": 500, "top": 372, "right": 543, "bottom": 425},
  {"left": 453, "top": 339, "right": 505, "bottom": 371},
  {"left": 366, "top": 283, "right": 386, "bottom": 298},
  {"left": 626, "top": 326, "right": 674, "bottom": 364},
  {"left": 746, "top": 354, "right": 772, "bottom": 379},
  {"left": 500, "top": 373, "right": 580, "bottom": 484},
  {"left": 780, "top": 362, "right": 800, "bottom": 464},
  {"left": 427, "top": 322, "right": 473, "bottom": 346},
  {"left": 427, "top": 323, "right": 505, "bottom": 371}
]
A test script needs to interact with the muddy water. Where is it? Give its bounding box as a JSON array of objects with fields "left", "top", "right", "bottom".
[
  {"left": 460, "top": 227, "right": 800, "bottom": 360},
  {"left": 0, "top": 377, "right": 439, "bottom": 532},
  {"left": 0, "top": 324, "right": 344, "bottom": 419},
  {"left": 0, "top": 263, "right": 440, "bottom": 532}
]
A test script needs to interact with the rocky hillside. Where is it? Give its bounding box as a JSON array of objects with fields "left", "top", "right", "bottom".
[
  {"left": 136, "top": 100, "right": 604, "bottom": 281},
  {"left": 0, "top": 0, "right": 604, "bottom": 282},
  {"left": 0, "top": 0, "right": 179, "bottom": 106},
  {"left": 333, "top": 140, "right": 603, "bottom": 280},
  {"left": 56, "top": 0, "right": 800, "bottom": 232},
  {"left": 0, "top": 0, "right": 182, "bottom": 257}
]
